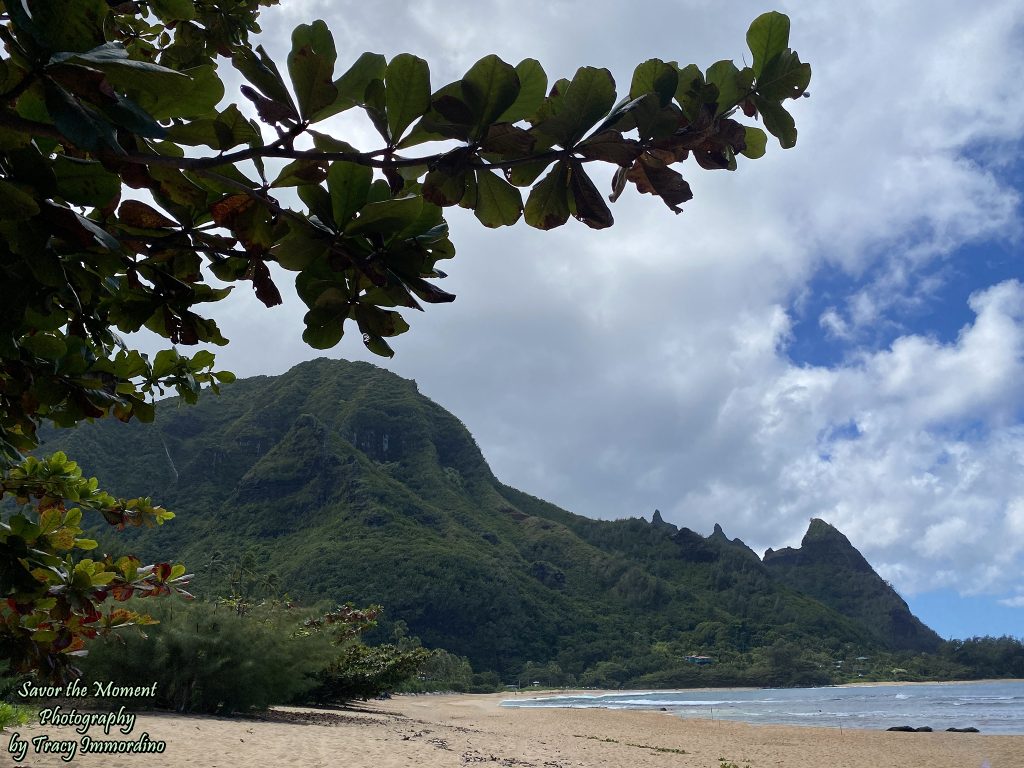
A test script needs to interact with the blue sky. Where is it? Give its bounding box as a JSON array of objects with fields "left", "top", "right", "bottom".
[{"left": 148, "top": 0, "right": 1024, "bottom": 640}]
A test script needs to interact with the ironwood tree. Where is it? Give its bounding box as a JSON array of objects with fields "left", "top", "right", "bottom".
[{"left": 0, "top": 0, "right": 810, "bottom": 679}]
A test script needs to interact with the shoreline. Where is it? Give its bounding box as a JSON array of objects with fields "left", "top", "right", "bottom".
[
  {"left": 9, "top": 692, "right": 1023, "bottom": 768},
  {"left": 491, "top": 677, "right": 1024, "bottom": 696}
]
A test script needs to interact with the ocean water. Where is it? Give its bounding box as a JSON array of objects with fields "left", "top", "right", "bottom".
[{"left": 500, "top": 680, "right": 1024, "bottom": 734}]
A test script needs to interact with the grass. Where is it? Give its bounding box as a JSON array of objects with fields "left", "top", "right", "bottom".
[{"left": 0, "top": 702, "right": 33, "bottom": 730}]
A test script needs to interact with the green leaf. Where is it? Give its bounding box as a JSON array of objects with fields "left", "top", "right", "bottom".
[
  {"left": 22, "top": 333, "right": 66, "bottom": 360},
  {"left": 747, "top": 11, "right": 791, "bottom": 78},
  {"left": 534, "top": 67, "right": 616, "bottom": 147},
  {"left": 756, "top": 49, "right": 811, "bottom": 101},
  {"left": 302, "top": 309, "right": 345, "bottom": 349},
  {"left": 473, "top": 170, "right": 523, "bottom": 228},
  {"left": 19, "top": 0, "right": 108, "bottom": 54},
  {"left": 461, "top": 54, "right": 520, "bottom": 136},
  {"left": 168, "top": 104, "right": 261, "bottom": 150},
  {"left": 43, "top": 82, "right": 118, "bottom": 152},
  {"left": 508, "top": 159, "right": 554, "bottom": 188},
  {"left": 361, "top": 333, "right": 394, "bottom": 358},
  {"left": 754, "top": 95, "right": 797, "bottom": 148},
  {"left": 524, "top": 161, "right": 571, "bottom": 230},
  {"left": 153, "top": 349, "right": 181, "bottom": 378},
  {"left": 100, "top": 93, "right": 167, "bottom": 139},
  {"left": 630, "top": 59, "right": 678, "bottom": 105},
  {"left": 298, "top": 183, "right": 334, "bottom": 225},
  {"left": 0, "top": 180, "right": 40, "bottom": 219},
  {"left": 271, "top": 222, "right": 331, "bottom": 271},
  {"left": 309, "top": 131, "right": 360, "bottom": 154},
  {"left": 385, "top": 54, "right": 431, "bottom": 143},
  {"left": 706, "top": 60, "right": 745, "bottom": 116},
  {"left": 145, "top": 64, "right": 225, "bottom": 121},
  {"left": 346, "top": 196, "right": 423, "bottom": 236},
  {"left": 363, "top": 78, "right": 390, "bottom": 142},
  {"left": 324, "top": 51, "right": 387, "bottom": 118},
  {"left": 328, "top": 161, "right": 373, "bottom": 226},
  {"left": 674, "top": 63, "right": 705, "bottom": 120},
  {"left": 740, "top": 126, "right": 767, "bottom": 159},
  {"left": 189, "top": 350, "right": 216, "bottom": 370},
  {"left": 423, "top": 167, "right": 469, "bottom": 207},
  {"left": 398, "top": 82, "right": 473, "bottom": 148},
  {"left": 62, "top": 48, "right": 223, "bottom": 121},
  {"left": 271, "top": 159, "right": 327, "bottom": 188},
  {"left": 56, "top": 42, "right": 189, "bottom": 81},
  {"left": 288, "top": 20, "right": 339, "bottom": 121},
  {"left": 355, "top": 305, "right": 409, "bottom": 338},
  {"left": 232, "top": 45, "right": 297, "bottom": 117},
  {"left": 498, "top": 59, "right": 547, "bottom": 123},
  {"left": 150, "top": 0, "right": 197, "bottom": 21}
]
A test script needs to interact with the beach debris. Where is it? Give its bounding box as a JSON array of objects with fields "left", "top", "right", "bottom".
[
  {"left": 253, "top": 709, "right": 386, "bottom": 727},
  {"left": 460, "top": 750, "right": 541, "bottom": 766}
]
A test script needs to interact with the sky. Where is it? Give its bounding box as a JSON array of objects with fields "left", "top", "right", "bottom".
[{"left": 150, "top": 0, "right": 1024, "bottom": 639}]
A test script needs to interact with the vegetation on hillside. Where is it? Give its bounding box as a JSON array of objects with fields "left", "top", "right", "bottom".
[{"left": 41, "top": 359, "right": 1024, "bottom": 692}]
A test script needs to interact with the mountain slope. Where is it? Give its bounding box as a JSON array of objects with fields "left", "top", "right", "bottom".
[
  {"left": 764, "top": 519, "right": 942, "bottom": 652},
  {"left": 40, "top": 358, "right": 939, "bottom": 675}
]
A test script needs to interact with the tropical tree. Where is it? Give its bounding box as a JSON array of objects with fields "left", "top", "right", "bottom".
[{"left": 0, "top": 0, "right": 810, "bottom": 679}]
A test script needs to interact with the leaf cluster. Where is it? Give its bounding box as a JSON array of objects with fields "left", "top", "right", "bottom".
[{"left": 0, "top": 452, "right": 191, "bottom": 680}]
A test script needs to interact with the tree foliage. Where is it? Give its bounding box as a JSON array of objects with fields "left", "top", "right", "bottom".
[
  {"left": 78, "top": 598, "right": 335, "bottom": 714},
  {"left": 0, "top": 0, "right": 809, "bottom": 679}
]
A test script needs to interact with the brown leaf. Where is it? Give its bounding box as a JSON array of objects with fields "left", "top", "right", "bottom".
[
  {"left": 384, "top": 166, "right": 404, "bottom": 195},
  {"left": 245, "top": 258, "right": 283, "bottom": 307},
  {"left": 240, "top": 84, "right": 297, "bottom": 125},
  {"left": 576, "top": 130, "right": 643, "bottom": 166},
  {"left": 569, "top": 160, "right": 613, "bottom": 229},
  {"left": 46, "top": 64, "right": 116, "bottom": 106},
  {"left": 480, "top": 124, "right": 535, "bottom": 156},
  {"left": 119, "top": 200, "right": 178, "bottom": 229},
  {"left": 625, "top": 154, "right": 693, "bottom": 213},
  {"left": 210, "top": 194, "right": 257, "bottom": 228},
  {"left": 403, "top": 275, "right": 455, "bottom": 304}
]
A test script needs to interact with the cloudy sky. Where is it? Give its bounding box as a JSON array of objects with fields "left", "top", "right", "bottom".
[{"left": 166, "top": 0, "right": 1024, "bottom": 639}]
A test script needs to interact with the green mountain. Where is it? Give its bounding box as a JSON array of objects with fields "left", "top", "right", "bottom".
[
  {"left": 764, "top": 519, "right": 941, "bottom": 652},
  {"left": 39, "top": 358, "right": 940, "bottom": 678}
]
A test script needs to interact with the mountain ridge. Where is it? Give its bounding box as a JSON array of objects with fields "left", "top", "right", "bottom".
[{"left": 40, "top": 357, "right": 941, "bottom": 677}]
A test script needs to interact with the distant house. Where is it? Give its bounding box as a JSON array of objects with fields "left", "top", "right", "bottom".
[{"left": 683, "top": 655, "right": 714, "bottom": 666}]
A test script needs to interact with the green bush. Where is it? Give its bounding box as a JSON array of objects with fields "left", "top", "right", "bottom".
[
  {"left": 0, "top": 701, "right": 32, "bottom": 730},
  {"left": 307, "top": 643, "right": 430, "bottom": 703},
  {"left": 77, "top": 599, "right": 333, "bottom": 714}
]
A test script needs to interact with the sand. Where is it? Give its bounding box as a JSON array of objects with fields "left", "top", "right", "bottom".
[{"left": 6, "top": 692, "right": 1021, "bottom": 768}]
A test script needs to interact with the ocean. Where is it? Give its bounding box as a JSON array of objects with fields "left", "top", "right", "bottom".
[{"left": 500, "top": 680, "right": 1024, "bottom": 734}]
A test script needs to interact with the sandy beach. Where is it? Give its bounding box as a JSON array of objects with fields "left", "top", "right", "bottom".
[{"left": 7, "top": 692, "right": 1021, "bottom": 768}]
